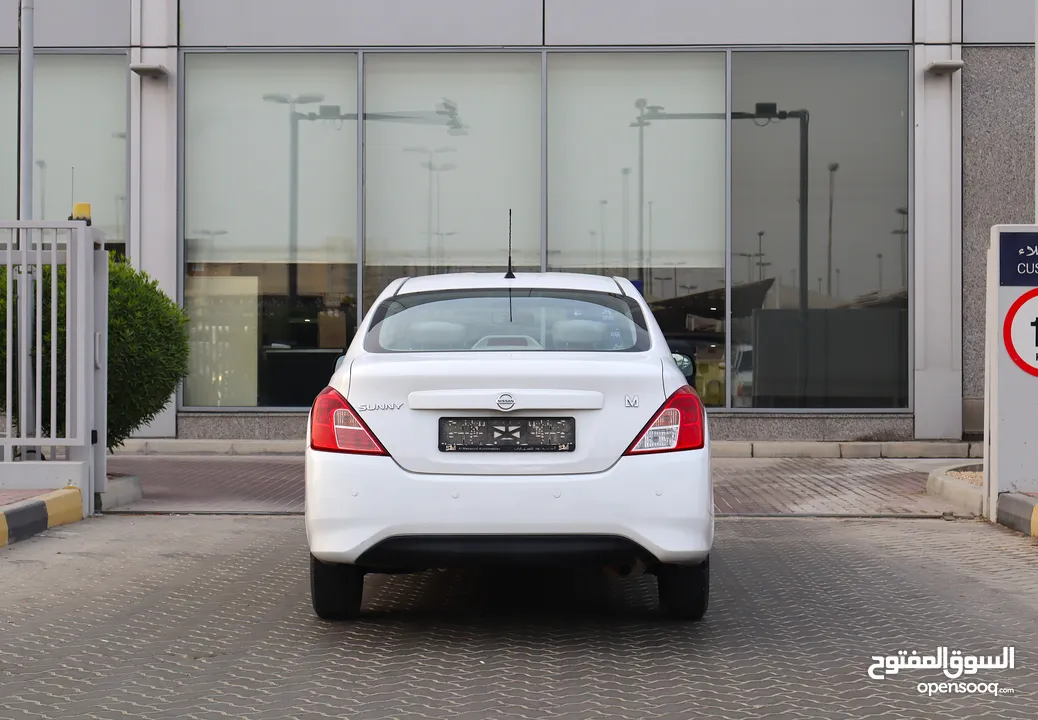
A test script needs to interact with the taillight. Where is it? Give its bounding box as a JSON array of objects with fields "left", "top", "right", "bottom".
[
  {"left": 624, "top": 385, "right": 705, "bottom": 455},
  {"left": 309, "top": 386, "right": 388, "bottom": 455}
]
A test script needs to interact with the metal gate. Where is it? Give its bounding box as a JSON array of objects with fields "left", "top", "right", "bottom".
[{"left": 0, "top": 219, "right": 108, "bottom": 518}]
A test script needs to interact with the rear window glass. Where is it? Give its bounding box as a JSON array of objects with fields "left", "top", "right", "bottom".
[{"left": 364, "top": 288, "right": 652, "bottom": 353}]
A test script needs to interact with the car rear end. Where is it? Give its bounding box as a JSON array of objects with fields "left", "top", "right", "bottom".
[{"left": 305, "top": 273, "right": 713, "bottom": 618}]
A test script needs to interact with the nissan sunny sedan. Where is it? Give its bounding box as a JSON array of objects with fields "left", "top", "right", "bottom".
[{"left": 305, "top": 272, "right": 714, "bottom": 621}]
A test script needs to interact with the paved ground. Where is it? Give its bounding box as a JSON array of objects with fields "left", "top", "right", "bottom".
[
  {"left": 1, "top": 514, "right": 1036, "bottom": 719},
  {"left": 105, "top": 456, "right": 962, "bottom": 516},
  {"left": 0, "top": 490, "right": 39, "bottom": 506}
]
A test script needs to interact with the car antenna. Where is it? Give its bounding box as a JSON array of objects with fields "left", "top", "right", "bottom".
[{"left": 504, "top": 208, "right": 516, "bottom": 279}]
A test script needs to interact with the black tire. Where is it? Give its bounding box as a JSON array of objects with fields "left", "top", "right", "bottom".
[
  {"left": 657, "top": 557, "right": 709, "bottom": 621},
  {"left": 310, "top": 554, "right": 365, "bottom": 620}
]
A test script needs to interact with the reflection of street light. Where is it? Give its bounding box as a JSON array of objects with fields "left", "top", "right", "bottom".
[
  {"left": 653, "top": 274, "right": 676, "bottom": 298},
  {"left": 877, "top": 252, "right": 884, "bottom": 293},
  {"left": 191, "top": 228, "right": 228, "bottom": 260},
  {"left": 620, "top": 168, "right": 631, "bottom": 274},
  {"left": 264, "top": 94, "right": 466, "bottom": 296},
  {"left": 423, "top": 160, "right": 455, "bottom": 266},
  {"left": 262, "top": 92, "right": 325, "bottom": 300},
  {"left": 633, "top": 102, "right": 810, "bottom": 401},
  {"left": 631, "top": 99, "right": 663, "bottom": 284},
  {"left": 835, "top": 267, "right": 841, "bottom": 298},
  {"left": 893, "top": 206, "right": 909, "bottom": 289},
  {"left": 756, "top": 231, "right": 766, "bottom": 281},
  {"left": 827, "top": 162, "right": 839, "bottom": 295},
  {"left": 647, "top": 200, "right": 654, "bottom": 265},
  {"left": 432, "top": 230, "right": 457, "bottom": 268},
  {"left": 679, "top": 283, "right": 697, "bottom": 296},
  {"left": 407, "top": 146, "right": 455, "bottom": 266},
  {"left": 35, "top": 159, "right": 46, "bottom": 219},
  {"left": 757, "top": 261, "right": 773, "bottom": 279},
  {"left": 734, "top": 252, "right": 758, "bottom": 282}
]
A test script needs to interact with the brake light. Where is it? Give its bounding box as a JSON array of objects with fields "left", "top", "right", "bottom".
[
  {"left": 309, "top": 386, "right": 388, "bottom": 455},
  {"left": 624, "top": 385, "right": 705, "bottom": 454}
]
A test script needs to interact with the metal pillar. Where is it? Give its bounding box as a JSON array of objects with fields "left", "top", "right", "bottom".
[{"left": 17, "top": 0, "right": 37, "bottom": 457}]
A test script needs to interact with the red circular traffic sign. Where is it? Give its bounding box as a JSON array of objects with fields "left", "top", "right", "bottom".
[{"left": 1003, "top": 287, "right": 1038, "bottom": 377}]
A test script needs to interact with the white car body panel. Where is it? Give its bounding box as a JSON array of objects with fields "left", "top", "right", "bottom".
[{"left": 306, "top": 272, "right": 713, "bottom": 567}]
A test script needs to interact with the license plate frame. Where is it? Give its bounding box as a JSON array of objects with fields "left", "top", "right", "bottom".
[{"left": 438, "top": 416, "right": 576, "bottom": 452}]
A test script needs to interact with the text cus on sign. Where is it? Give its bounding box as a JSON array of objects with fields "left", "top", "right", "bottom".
[{"left": 1018, "top": 263, "right": 1038, "bottom": 274}]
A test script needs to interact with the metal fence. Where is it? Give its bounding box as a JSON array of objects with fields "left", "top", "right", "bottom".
[{"left": 0, "top": 221, "right": 108, "bottom": 517}]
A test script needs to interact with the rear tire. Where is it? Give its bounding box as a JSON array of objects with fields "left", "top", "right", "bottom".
[
  {"left": 657, "top": 557, "right": 709, "bottom": 621},
  {"left": 310, "top": 554, "right": 365, "bottom": 620}
]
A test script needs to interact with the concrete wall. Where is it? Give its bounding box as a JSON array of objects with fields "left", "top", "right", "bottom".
[{"left": 961, "top": 46, "right": 1035, "bottom": 434}]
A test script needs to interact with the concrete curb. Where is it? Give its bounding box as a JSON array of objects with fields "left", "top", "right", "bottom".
[
  {"left": 997, "top": 493, "right": 1038, "bottom": 538},
  {"left": 926, "top": 464, "right": 985, "bottom": 517},
  {"left": 113, "top": 438, "right": 981, "bottom": 459},
  {"left": 0, "top": 487, "right": 83, "bottom": 549},
  {"left": 96, "top": 475, "right": 143, "bottom": 512}
]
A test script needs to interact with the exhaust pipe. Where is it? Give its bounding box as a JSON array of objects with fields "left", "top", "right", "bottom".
[{"left": 607, "top": 559, "right": 647, "bottom": 579}]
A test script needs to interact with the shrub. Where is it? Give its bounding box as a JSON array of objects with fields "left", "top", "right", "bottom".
[{"left": 0, "top": 255, "right": 189, "bottom": 451}]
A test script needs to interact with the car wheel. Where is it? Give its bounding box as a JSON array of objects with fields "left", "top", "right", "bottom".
[
  {"left": 657, "top": 557, "right": 709, "bottom": 621},
  {"left": 310, "top": 554, "right": 365, "bottom": 620}
]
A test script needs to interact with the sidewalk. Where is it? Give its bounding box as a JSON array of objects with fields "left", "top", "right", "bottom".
[
  {"left": 0, "top": 487, "right": 83, "bottom": 548},
  {"left": 105, "top": 455, "right": 964, "bottom": 517}
]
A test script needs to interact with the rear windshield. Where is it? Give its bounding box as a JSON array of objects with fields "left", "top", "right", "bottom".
[{"left": 364, "top": 288, "right": 652, "bottom": 353}]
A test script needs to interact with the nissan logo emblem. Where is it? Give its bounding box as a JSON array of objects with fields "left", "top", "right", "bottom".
[{"left": 496, "top": 393, "right": 515, "bottom": 411}]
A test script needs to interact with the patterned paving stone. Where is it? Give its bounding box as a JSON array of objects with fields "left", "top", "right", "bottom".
[
  {"left": 0, "top": 515, "right": 1035, "bottom": 719},
  {"left": 106, "top": 456, "right": 959, "bottom": 517}
]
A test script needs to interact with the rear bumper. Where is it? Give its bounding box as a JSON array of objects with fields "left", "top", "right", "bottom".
[{"left": 305, "top": 449, "right": 713, "bottom": 567}]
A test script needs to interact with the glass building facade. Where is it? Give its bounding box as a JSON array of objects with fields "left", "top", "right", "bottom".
[
  {"left": 4, "top": 0, "right": 994, "bottom": 441},
  {"left": 179, "top": 48, "right": 910, "bottom": 411}
]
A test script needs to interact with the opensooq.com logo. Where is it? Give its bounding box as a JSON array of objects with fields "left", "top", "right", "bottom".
[{"left": 867, "top": 647, "right": 1016, "bottom": 696}]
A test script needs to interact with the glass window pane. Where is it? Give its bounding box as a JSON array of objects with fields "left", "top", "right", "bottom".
[
  {"left": 731, "top": 50, "right": 910, "bottom": 409},
  {"left": 183, "top": 53, "right": 358, "bottom": 408},
  {"left": 36, "top": 54, "right": 128, "bottom": 250},
  {"left": 0, "top": 54, "right": 15, "bottom": 220},
  {"left": 547, "top": 52, "right": 727, "bottom": 406},
  {"left": 363, "top": 53, "right": 542, "bottom": 311},
  {"left": 365, "top": 288, "right": 650, "bottom": 353},
  {"left": 0, "top": 54, "right": 127, "bottom": 234}
]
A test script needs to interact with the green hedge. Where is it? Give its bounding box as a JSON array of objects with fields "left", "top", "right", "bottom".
[{"left": 0, "top": 256, "right": 189, "bottom": 451}]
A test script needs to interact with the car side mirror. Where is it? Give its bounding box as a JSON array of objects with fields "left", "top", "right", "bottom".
[
  {"left": 671, "top": 353, "right": 693, "bottom": 372},
  {"left": 334, "top": 355, "right": 346, "bottom": 372}
]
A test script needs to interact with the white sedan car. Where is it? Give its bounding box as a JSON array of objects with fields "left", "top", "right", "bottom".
[{"left": 305, "top": 272, "right": 713, "bottom": 621}]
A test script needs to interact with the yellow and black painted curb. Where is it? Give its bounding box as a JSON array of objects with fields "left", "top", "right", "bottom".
[
  {"left": 996, "top": 492, "right": 1038, "bottom": 538},
  {"left": 0, "top": 487, "right": 83, "bottom": 548}
]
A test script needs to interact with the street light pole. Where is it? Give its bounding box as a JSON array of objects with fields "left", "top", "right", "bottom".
[
  {"left": 262, "top": 93, "right": 324, "bottom": 301},
  {"left": 621, "top": 168, "right": 631, "bottom": 275},
  {"left": 827, "top": 162, "right": 839, "bottom": 295},
  {"left": 635, "top": 99, "right": 647, "bottom": 284}
]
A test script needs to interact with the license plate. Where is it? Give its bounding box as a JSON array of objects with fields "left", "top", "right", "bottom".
[{"left": 439, "top": 417, "right": 576, "bottom": 452}]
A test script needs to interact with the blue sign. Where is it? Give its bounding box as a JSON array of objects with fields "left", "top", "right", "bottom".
[
  {"left": 1000, "top": 232, "right": 1038, "bottom": 287},
  {"left": 629, "top": 279, "right": 644, "bottom": 295}
]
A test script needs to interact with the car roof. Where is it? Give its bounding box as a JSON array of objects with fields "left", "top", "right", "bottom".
[{"left": 394, "top": 272, "right": 630, "bottom": 296}]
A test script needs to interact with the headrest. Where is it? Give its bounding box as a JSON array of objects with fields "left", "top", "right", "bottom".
[
  {"left": 552, "top": 319, "right": 605, "bottom": 346},
  {"left": 407, "top": 321, "right": 467, "bottom": 348}
]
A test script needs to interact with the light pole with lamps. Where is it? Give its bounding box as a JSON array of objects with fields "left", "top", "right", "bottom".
[
  {"left": 621, "top": 167, "right": 631, "bottom": 274},
  {"left": 756, "top": 231, "right": 766, "bottom": 281},
  {"left": 406, "top": 146, "right": 455, "bottom": 266},
  {"left": 191, "top": 228, "right": 229, "bottom": 263},
  {"left": 263, "top": 95, "right": 468, "bottom": 299},
  {"left": 261, "top": 92, "right": 325, "bottom": 300},
  {"left": 826, "top": 162, "right": 839, "bottom": 295},
  {"left": 631, "top": 99, "right": 663, "bottom": 284},
  {"left": 629, "top": 102, "right": 811, "bottom": 401},
  {"left": 893, "top": 206, "right": 909, "bottom": 289},
  {"left": 734, "top": 252, "right": 757, "bottom": 282}
]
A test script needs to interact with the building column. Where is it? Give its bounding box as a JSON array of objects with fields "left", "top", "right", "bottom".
[
  {"left": 912, "top": 0, "right": 964, "bottom": 440},
  {"left": 129, "top": 0, "right": 179, "bottom": 439}
]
